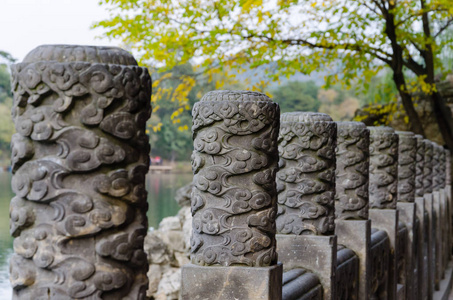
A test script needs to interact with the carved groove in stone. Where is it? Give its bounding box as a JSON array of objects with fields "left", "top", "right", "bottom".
[
  {"left": 190, "top": 90, "right": 280, "bottom": 267},
  {"left": 335, "top": 121, "right": 369, "bottom": 220},
  {"left": 433, "top": 144, "right": 441, "bottom": 192},
  {"left": 415, "top": 135, "right": 425, "bottom": 197},
  {"left": 10, "top": 45, "right": 151, "bottom": 299},
  {"left": 396, "top": 131, "right": 416, "bottom": 203},
  {"left": 276, "top": 112, "right": 336, "bottom": 235},
  {"left": 439, "top": 147, "right": 446, "bottom": 189},
  {"left": 423, "top": 140, "right": 433, "bottom": 194},
  {"left": 368, "top": 127, "right": 398, "bottom": 209},
  {"left": 447, "top": 149, "right": 451, "bottom": 185}
]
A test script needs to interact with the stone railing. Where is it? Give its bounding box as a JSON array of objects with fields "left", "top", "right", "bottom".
[
  {"left": 181, "top": 90, "right": 453, "bottom": 300},
  {"left": 9, "top": 45, "right": 453, "bottom": 299}
]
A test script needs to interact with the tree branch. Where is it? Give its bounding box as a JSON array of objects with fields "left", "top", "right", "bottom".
[{"left": 434, "top": 18, "right": 453, "bottom": 38}]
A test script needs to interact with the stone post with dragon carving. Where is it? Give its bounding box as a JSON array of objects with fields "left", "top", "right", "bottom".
[
  {"left": 9, "top": 45, "right": 151, "bottom": 299},
  {"left": 334, "top": 121, "right": 371, "bottom": 299},
  {"left": 275, "top": 112, "right": 337, "bottom": 300},
  {"left": 414, "top": 134, "right": 428, "bottom": 300},
  {"left": 395, "top": 131, "right": 417, "bottom": 299},
  {"left": 367, "top": 126, "right": 399, "bottom": 300},
  {"left": 181, "top": 90, "right": 282, "bottom": 300}
]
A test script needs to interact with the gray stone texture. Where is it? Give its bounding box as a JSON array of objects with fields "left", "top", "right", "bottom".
[
  {"left": 433, "top": 144, "right": 443, "bottom": 288},
  {"left": 415, "top": 135, "right": 425, "bottom": 197},
  {"left": 9, "top": 45, "right": 151, "bottom": 299},
  {"left": 276, "top": 112, "right": 336, "bottom": 235},
  {"left": 369, "top": 209, "right": 399, "bottom": 300},
  {"left": 282, "top": 268, "right": 322, "bottom": 300},
  {"left": 335, "top": 121, "right": 369, "bottom": 220},
  {"left": 190, "top": 90, "right": 280, "bottom": 267},
  {"left": 181, "top": 263, "right": 283, "bottom": 300},
  {"left": 368, "top": 127, "right": 399, "bottom": 209},
  {"left": 396, "top": 131, "right": 417, "bottom": 203},
  {"left": 396, "top": 131, "right": 417, "bottom": 299},
  {"left": 335, "top": 220, "right": 371, "bottom": 299},
  {"left": 369, "top": 228, "right": 390, "bottom": 299},
  {"left": 276, "top": 234, "right": 337, "bottom": 300},
  {"left": 414, "top": 134, "right": 426, "bottom": 300},
  {"left": 336, "top": 245, "right": 359, "bottom": 299}
]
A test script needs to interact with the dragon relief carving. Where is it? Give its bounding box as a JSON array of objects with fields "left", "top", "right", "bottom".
[
  {"left": 368, "top": 127, "right": 398, "bottom": 209},
  {"left": 10, "top": 45, "right": 150, "bottom": 299},
  {"left": 423, "top": 140, "right": 433, "bottom": 194},
  {"left": 396, "top": 131, "right": 416, "bottom": 203},
  {"left": 335, "top": 122, "right": 369, "bottom": 220},
  {"left": 190, "top": 90, "right": 280, "bottom": 267},
  {"left": 275, "top": 112, "right": 336, "bottom": 235},
  {"left": 415, "top": 135, "right": 425, "bottom": 197}
]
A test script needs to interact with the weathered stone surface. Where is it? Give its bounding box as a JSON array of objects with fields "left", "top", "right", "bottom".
[
  {"left": 335, "top": 122, "right": 369, "bottom": 220},
  {"left": 396, "top": 131, "right": 417, "bottom": 203},
  {"left": 415, "top": 196, "right": 428, "bottom": 300},
  {"left": 369, "top": 209, "right": 399, "bottom": 300},
  {"left": 276, "top": 112, "right": 336, "bottom": 235},
  {"left": 276, "top": 234, "right": 337, "bottom": 300},
  {"left": 9, "top": 45, "right": 151, "bottom": 299},
  {"left": 282, "top": 268, "right": 322, "bottom": 300},
  {"left": 368, "top": 127, "right": 399, "bottom": 209},
  {"left": 335, "top": 220, "right": 371, "bottom": 299},
  {"left": 181, "top": 263, "right": 283, "bottom": 300},
  {"left": 415, "top": 135, "right": 425, "bottom": 197},
  {"left": 336, "top": 245, "right": 359, "bottom": 299},
  {"left": 424, "top": 140, "right": 434, "bottom": 194},
  {"left": 397, "top": 202, "right": 416, "bottom": 299},
  {"left": 190, "top": 90, "right": 280, "bottom": 267},
  {"left": 369, "top": 228, "right": 390, "bottom": 299},
  {"left": 433, "top": 144, "right": 442, "bottom": 192}
]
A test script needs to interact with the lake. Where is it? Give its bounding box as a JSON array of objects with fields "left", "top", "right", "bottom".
[{"left": 0, "top": 171, "right": 193, "bottom": 298}]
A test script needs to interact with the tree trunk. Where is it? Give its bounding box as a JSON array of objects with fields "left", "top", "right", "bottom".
[
  {"left": 393, "top": 72, "right": 426, "bottom": 135},
  {"left": 429, "top": 91, "right": 453, "bottom": 150}
]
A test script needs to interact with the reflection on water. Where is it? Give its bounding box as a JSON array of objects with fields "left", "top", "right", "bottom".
[{"left": 0, "top": 172, "right": 192, "bottom": 297}]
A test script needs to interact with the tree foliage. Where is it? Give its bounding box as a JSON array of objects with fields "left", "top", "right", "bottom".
[
  {"left": 0, "top": 51, "right": 15, "bottom": 165},
  {"left": 271, "top": 80, "right": 320, "bottom": 113},
  {"left": 95, "top": 0, "right": 453, "bottom": 147}
]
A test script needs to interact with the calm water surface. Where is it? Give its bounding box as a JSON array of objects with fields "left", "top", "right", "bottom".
[{"left": 0, "top": 171, "right": 192, "bottom": 298}]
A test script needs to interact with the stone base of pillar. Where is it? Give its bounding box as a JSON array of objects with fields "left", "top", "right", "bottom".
[
  {"left": 397, "top": 202, "right": 417, "bottom": 300},
  {"left": 276, "top": 234, "right": 337, "bottom": 300},
  {"left": 440, "top": 189, "right": 449, "bottom": 277},
  {"left": 416, "top": 196, "right": 429, "bottom": 300},
  {"left": 434, "top": 190, "right": 443, "bottom": 289},
  {"left": 425, "top": 192, "right": 436, "bottom": 298},
  {"left": 369, "top": 209, "right": 399, "bottom": 300},
  {"left": 180, "top": 263, "right": 283, "bottom": 300},
  {"left": 335, "top": 219, "right": 371, "bottom": 299},
  {"left": 432, "top": 261, "right": 453, "bottom": 300}
]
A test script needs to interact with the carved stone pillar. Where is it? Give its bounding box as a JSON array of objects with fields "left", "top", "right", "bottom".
[
  {"left": 414, "top": 134, "right": 428, "bottom": 300},
  {"left": 275, "top": 112, "right": 337, "bottom": 300},
  {"left": 432, "top": 143, "right": 442, "bottom": 289},
  {"left": 395, "top": 131, "right": 417, "bottom": 300},
  {"left": 446, "top": 149, "right": 452, "bottom": 257},
  {"left": 367, "top": 126, "right": 399, "bottom": 300},
  {"left": 423, "top": 139, "right": 435, "bottom": 297},
  {"left": 334, "top": 121, "right": 370, "bottom": 299},
  {"left": 181, "top": 90, "right": 282, "bottom": 300},
  {"left": 9, "top": 45, "right": 151, "bottom": 299},
  {"left": 439, "top": 147, "right": 448, "bottom": 276}
]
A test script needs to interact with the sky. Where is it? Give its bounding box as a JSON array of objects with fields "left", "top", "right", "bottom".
[{"left": 0, "top": 0, "right": 119, "bottom": 61}]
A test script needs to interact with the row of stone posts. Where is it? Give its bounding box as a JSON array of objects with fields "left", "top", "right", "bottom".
[
  {"left": 181, "top": 90, "right": 453, "bottom": 300},
  {"left": 8, "top": 46, "right": 453, "bottom": 299}
]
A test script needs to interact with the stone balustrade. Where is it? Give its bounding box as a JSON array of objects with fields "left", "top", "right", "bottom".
[
  {"left": 181, "top": 90, "right": 453, "bottom": 300},
  {"left": 9, "top": 47, "right": 453, "bottom": 300}
]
